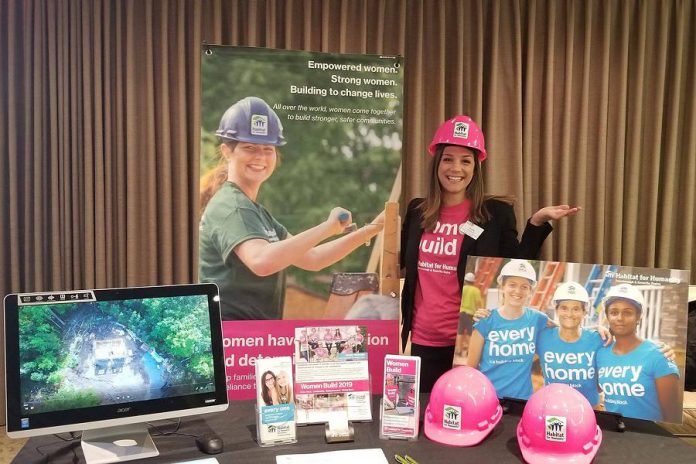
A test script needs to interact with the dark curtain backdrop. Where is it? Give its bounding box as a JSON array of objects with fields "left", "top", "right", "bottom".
[{"left": 1, "top": 0, "right": 695, "bottom": 422}]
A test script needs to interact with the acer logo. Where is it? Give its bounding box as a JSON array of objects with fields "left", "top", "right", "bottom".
[{"left": 116, "top": 407, "right": 131, "bottom": 414}]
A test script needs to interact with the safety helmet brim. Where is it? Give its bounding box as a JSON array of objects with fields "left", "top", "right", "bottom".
[
  {"left": 603, "top": 297, "right": 642, "bottom": 313},
  {"left": 217, "top": 131, "right": 287, "bottom": 146},
  {"left": 517, "top": 422, "right": 602, "bottom": 464},
  {"left": 602, "top": 284, "right": 645, "bottom": 311},
  {"left": 430, "top": 143, "right": 486, "bottom": 161},
  {"left": 424, "top": 403, "right": 502, "bottom": 447},
  {"left": 497, "top": 259, "right": 538, "bottom": 286}
]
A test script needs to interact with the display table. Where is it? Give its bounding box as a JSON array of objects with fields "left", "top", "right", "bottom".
[{"left": 12, "top": 396, "right": 696, "bottom": 463}]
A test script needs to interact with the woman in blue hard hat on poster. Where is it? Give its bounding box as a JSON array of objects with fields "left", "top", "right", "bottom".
[{"left": 199, "top": 96, "right": 384, "bottom": 320}]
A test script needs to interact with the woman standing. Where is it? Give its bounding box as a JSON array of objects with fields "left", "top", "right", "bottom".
[
  {"left": 456, "top": 272, "right": 483, "bottom": 356},
  {"left": 597, "top": 283, "right": 681, "bottom": 422},
  {"left": 200, "top": 96, "right": 384, "bottom": 320},
  {"left": 400, "top": 115, "right": 579, "bottom": 392},
  {"left": 536, "top": 282, "right": 604, "bottom": 406},
  {"left": 467, "top": 260, "right": 549, "bottom": 399}
]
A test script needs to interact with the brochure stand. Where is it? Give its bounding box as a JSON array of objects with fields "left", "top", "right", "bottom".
[
  {"left": 255, "top": 357, "right": 298, "bottom": 447},
  {"left": 379, "top": 355, "right": 421, "bottom": 440},
  {"left": 255, "top": 404, "right": 299, "bottom": 447}
]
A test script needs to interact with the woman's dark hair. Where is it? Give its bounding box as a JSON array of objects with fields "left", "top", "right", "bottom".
[{"left": 260, "top": 370, "right": 276, "bottom": 406}]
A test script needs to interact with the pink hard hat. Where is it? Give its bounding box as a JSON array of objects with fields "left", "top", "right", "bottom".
[
  {"left": 517, "top": 383, "right": 602, "bottom": 464},
  {"left": 428, "top": 115, "right": 487, "bottom": 161},
  {"left": 424, "top": 366, "right": 502, "bottom": 447}
]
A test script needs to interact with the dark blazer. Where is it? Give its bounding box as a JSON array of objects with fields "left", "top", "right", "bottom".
[{"left": 400, "top": 198, "right": 553, "bottom": 350}]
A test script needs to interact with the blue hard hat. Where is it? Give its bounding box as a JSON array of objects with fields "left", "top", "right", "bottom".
[{"left": 216, "top": 96, "right": 286, "bottom": 146}]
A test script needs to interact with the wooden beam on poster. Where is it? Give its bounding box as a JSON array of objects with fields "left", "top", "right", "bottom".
[
  {"left": 367, "top": 162, "right": 401, "bottom": 273},
  {"left": 379, "top": 201, "right": 400, "bottom": 298}
]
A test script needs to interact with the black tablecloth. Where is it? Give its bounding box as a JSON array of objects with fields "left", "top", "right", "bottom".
[{"left": 13, "top": 396, "right": 696, "bottom": 463}]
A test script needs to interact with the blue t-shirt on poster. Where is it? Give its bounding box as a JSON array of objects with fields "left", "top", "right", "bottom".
[
  {"left": 597, "top": 340, "right": 680, "bottom": 421},
  {"left": 537, "top": 328, "right": 603, "bottom": 405},
  {"left": 474, "top": 307, "right": 549, "bottom": 400}
]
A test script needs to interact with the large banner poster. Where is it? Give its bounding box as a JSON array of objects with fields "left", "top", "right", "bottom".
[
  {"left": 458, "top": 257, "right": 688, "bottom": 424},
  {"left": 200, "top": 46, "right": 403, "bottom": 399}
]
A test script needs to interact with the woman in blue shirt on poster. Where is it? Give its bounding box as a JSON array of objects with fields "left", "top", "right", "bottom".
[
  {"left": 475, "top": 278, "right": 674, "bottom": 407},
  {"left": 597, "top": 283, "right": 681, "bottom": 422},
  {"left": 467, "top": 259, "right": 549, "bottom": 400},
  {"left": 536, "top": 282, "right": 604, "bottom": 406}
]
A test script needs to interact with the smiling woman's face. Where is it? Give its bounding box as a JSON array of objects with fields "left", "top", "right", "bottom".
[
  {"left": 437, "top": 145, "right": 475, "bottom": 200},
  {"left": 501, "top": 276, "right": 533, "bottom": 308},
  {"left": 555, "top": 300, "right": 586, "bottom": 330},
  {"left": 225, "top": 142, "right": 277, "bottom": 188}
]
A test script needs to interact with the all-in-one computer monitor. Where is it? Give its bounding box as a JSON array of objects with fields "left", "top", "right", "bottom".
[{"left": 4, "top": 283, "right": 228, "bottom": 463}]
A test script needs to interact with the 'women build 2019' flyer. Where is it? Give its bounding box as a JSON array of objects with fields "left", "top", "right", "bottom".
[{"left": 294, "top": 326, "right": 372, "bottom": 424}]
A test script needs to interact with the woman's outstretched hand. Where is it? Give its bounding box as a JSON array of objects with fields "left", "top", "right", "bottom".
[
  {"left": 326, "top": 207, "right": 353, "bottom": 235},
  {"left": 530, "top": 205, "right": 582, "bottom": 226}
]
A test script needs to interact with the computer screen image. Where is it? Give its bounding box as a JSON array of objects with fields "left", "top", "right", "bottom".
[{"left": 4, "top": 284, "right": 228, "bottom": 463}]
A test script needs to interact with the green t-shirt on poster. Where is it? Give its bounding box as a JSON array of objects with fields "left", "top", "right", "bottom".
[{"left": 199, "top": 182, "right": 288, "bottom": 320}]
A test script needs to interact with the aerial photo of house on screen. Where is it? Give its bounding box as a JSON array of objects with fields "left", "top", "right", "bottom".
[{"left": 18, "top": 295, "right": 215, "bottom": 414}]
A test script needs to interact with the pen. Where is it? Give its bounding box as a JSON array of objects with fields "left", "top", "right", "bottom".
[
  {"left": 394, "top": 454, "right": 409, "bottom": 464},
  {"left": 404, "top": 455, "right": 419, "bottom": 464}
]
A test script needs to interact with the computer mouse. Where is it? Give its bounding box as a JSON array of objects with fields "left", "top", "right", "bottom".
[{"left": 196, "top": 433, "right": 224, "bottom": 454}]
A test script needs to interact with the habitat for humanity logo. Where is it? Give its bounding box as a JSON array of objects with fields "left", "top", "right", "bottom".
[
  {"left": 442, "top": 404, "right": 462, "bottom": 430},
  {"left": 453, "top": 122, "right": 469, "bottom": 139},
  {"left": 268, "top": 423, "right": 290, "bottom": 434},
  {"left": 251, "top": 114, "right": 268, "bottom": 136},
  {"left": 545, "top": 416, "right": 567, "bottom": 442}
]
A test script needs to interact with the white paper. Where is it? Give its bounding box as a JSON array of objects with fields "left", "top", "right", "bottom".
[
  {"left": 327, "top": 410, "right": 350, "bottom": 433},
  {"left": 276, "top": 448, "right": 389, "bottom": 464}
]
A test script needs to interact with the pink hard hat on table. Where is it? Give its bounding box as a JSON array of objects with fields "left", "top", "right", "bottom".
[
  {"left": 517, "top": 383, "right": 602, "bottom": 464},
  {"left": 428, "top": 115, "right": 487, "bottom": 161},
  {"left": 424, "top": 366, "right": 502, "bottom": 447}
]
